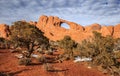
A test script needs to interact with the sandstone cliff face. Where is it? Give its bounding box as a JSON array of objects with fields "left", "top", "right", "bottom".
[
  {"left": 36, "top": 15, "right": 86, "bottom": 42},
  {"left": 113, "top": 24, "right": 120, "bottom": 38},
  {"left": 0, "top": 24, "right": 10, "bottom": 39},
  {"left": 36, "top": 15, "right": 120, "bottom": 42},
  {"left": 0, "top": 15, "right": 120, "bottom": 42},
  {"left": 29, "top": 21, "right": 37, "bottom": 25}
]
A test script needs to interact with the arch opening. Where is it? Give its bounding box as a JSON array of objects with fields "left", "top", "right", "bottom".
[{"left": 61, "top": 23, "right": 70, "bottom": 29}]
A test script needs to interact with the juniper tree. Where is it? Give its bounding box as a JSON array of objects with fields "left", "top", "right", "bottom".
[
  {"left": 10, "top": 21, "right": 49, "bottom": 57},
  {"left": 58, "top": 36, "right": 77, "bottom": 58}
]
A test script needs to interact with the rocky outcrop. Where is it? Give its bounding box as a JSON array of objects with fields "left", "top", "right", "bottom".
[
  {"left": 100, "top": 26, "right": 114, "bottom": 36},
  {"left": 36, "top": 15, "right": 85, "bottom": 42},
  {"left": 29, "top": 21, "right": 37, "bottom": 25},
  {"left": 85, "top": 23, "right": 101, "bottom": 31},
  {"left": 113, "top": 24, "right": 120, "bottom": 38},
  {"left": 36, "top": 15, "right": 120, "bottom": 42},
  {"left": 0, "top": 15, "right": 120, "bottom": 43},
  {"left": 0, "top": 24, "right": 10, "bottom": 39}
]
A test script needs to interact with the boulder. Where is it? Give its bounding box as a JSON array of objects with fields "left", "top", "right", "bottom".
[{"left": 0, "top": 24, "right": 10, "bottom": 38}]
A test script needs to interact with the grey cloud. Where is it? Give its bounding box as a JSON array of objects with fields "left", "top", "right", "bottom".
[{"left": 0, "top": 0, "right": 120, "bottom": 25}]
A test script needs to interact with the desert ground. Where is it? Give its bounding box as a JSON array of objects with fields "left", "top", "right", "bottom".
[{"left": 0, "top": 49, "right": 108, "bottom": 76}]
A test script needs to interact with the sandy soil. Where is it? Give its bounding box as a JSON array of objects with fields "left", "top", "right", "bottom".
[{"left": 0, "top": 49, "right": 108, "bottom": 76}]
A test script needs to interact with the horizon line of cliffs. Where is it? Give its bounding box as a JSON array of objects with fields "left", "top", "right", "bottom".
[{"left": 0, "top": 15, "right": 120, "bottom": 42}]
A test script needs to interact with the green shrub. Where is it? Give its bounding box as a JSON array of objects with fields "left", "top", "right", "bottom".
[
  {"left": 58, "top": 36, "right": 77, "bottom": 59},
  {"left": 76, "top": 31, "right": 120, "bottom": 76}
]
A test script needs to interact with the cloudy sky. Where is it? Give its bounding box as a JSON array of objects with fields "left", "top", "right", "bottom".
[{"left": 0, "top": 0, "right": 120, "bottom": 26}]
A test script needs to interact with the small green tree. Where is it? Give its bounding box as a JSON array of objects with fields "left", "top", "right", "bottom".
[
  {"left": 10, "top": 21, "right": 49, "bottom": 57},
  {"left": 77, "top": 31, "right": 120, "bottom": 75},
  {"left": 58, "top": 36, "right": 77, "bottom": 58}
]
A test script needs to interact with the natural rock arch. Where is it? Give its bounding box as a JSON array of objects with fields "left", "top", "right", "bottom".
[{"left": 61, "top": 23, "right": 70, "bottom": 29}]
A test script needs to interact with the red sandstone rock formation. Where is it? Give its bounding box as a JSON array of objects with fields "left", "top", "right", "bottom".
[
  {"left": 29, "top": 21, "right": 37, "bottom": 25},
  {"left": 113, "top": 24, "right": 120, "bottom": 38},
  {"left": 36, "top": 15, "right": 120, "bottom": 42},
  {"left": 36, "top": 15, "right": 85, "bottom": 42},
  {"left": 100, "top": 26, "right": 114, "bottom": 36},
  {"left": 0, "top": 15, "right": 120, "bottom": 42},
  {"left": 0, "top": 24, "right": 10, "bottom": 39}
]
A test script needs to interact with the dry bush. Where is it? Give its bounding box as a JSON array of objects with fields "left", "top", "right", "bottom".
[{"left": 19, "top": 58, "right": 31, "bottom": 66}]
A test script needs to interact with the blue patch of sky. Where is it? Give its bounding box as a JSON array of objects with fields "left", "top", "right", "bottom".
[{"left": 61, "top": 23, "right": 70, "bottom": 29}]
